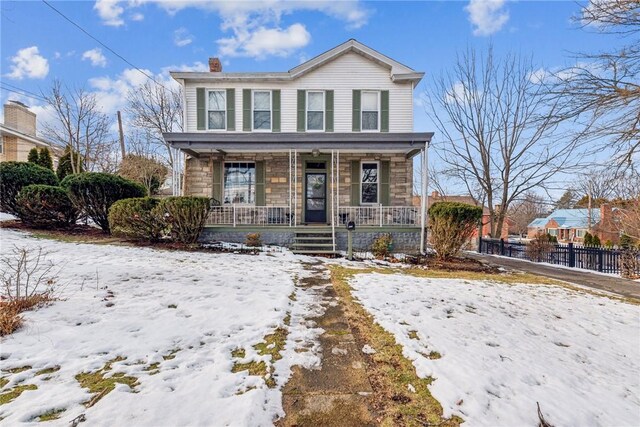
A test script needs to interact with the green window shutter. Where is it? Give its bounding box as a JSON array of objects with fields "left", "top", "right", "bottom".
[
  {"left": 297, "top": 90, "right": 306, "bottom": 132},
  {"left": 350, "top": 160, "right": 360, "bottom": 206},
  {"left": 380, "top": 160, "right": 390, "bottom": 205},
  {"left": 272, "top": 90, "right": 281, "bottom": 132},
  {"left": 325, "top": 90, "right": 334, "bottom": 132},
  {"left": 226, "top": 89, "right": 235, "bottom": 131},
  {"left": 352, "top": 90, "right": 361, "bottom": 132},
  {"left": 242, "top": 89, "right": 251, "bottom": 131},
  {"left": 381, "top": 90, "right": 389, "bottom": 132},
  {"left": 255, "top": 161, "right": 265, "bottom": 206},
  {"left": 196, "top": 88, "right": 205, "bottom": 130},
  {"left": 212, "top": 160, "right": 223, "bottom": 204}
]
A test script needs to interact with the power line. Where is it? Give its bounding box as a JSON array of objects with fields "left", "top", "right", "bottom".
[
  {"left": 1, "top": 82, "right": 47, "bottom": 101},
  {"left": 0, "top": 85, "right": 47, "bottom": 102},
  {"left": 41, "top": 0, "right": 168, "bottom": 90}
]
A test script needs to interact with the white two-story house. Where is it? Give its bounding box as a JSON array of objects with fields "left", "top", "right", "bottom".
[{"left": 163, "top": 39, "right": 432, "bottom": 253}]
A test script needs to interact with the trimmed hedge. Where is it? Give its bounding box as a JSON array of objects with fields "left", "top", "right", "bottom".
[
  {"left": 158, "top": 197, "right": 211, "bottom": 244},
  {"left": 16, "top": 185, "right": 78, "bottom": 228},
  {"left": 61, "top": 172, "right": 147, "bottom": 233},
  {"left": 428, "top": 201, "right": 483, "bottom": 259},
  {"left": 0, "top": 162, "right": 58, "bottom": 216},
  {"left": 108, "top": 197, "right": 166, "bottom": 242}
]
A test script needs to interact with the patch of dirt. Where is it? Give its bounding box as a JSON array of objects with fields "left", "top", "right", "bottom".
[{"left": 401, "top": 253, "right": 501, "bottom": 274}]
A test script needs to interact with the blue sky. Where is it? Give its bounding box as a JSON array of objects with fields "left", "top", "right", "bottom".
[{"left": 0, "top": 0, "right": 619, "bottom": 195}]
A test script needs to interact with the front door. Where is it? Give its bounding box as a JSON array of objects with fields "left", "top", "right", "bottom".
[{"left": 305, "top": 172, "right": 327, "bottom": 223}]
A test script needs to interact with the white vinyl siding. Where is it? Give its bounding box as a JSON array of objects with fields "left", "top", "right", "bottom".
[{"left": 184, "top": 51, "right": 413, "bottom": 132}]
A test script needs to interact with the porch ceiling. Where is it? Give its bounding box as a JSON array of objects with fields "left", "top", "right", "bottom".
[{"left": 163, "top": 132, "right": 432, "bottom": 157}]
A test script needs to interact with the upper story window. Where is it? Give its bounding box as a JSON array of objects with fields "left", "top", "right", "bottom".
[
  {"left": 208, "top": 90, "right": 226, "bottom": 130},
  {"left": 361, "top": 91, "right": 380, "bottom": 131},
  {"left": 361, "top": 161, "right": 379, "bottom": 204},
  {"left": 253, "top": 90, "right": 271, "bottom": 131},
  {"left": 306, "top": 91, "right": 324, "bottom": 131},
  {"left": 224, "top": 162, "right": 255, "bottom": 205}
]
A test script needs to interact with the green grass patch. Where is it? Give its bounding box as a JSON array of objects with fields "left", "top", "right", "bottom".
[
  {"left": 36, "top": 408, "right": 66, "bottom": 422},
  {"left": 253, "top": 328, "right": 287, "bottom": 362},
  {"left": 162, "top": 349, "right": 180, "bottom": 361},
  {"left": 283, "top": 313, "right": 291, "bottom": 326},
  {"left": 0, "top": 384, "right": 37, "bottom": 405},
  {"left": 0, "top": 378, "right": 9, "bottom": 389},
  {"left": 231, "top": 348, "right": 246, "bottom": 358},
  {"left": 428, "top": 351, "right": 442, "bottom": 360},
  {"left": 231, "top": 360, "right": 268, "bottom": 376},
  {"left": 75, "top": 357, "right": 138, "bottom": 408},
  {"left": 288, "top": 292, "right": 297, "bottom": 301},
  {"left": 330, "top": 266, "right": 462, "bottom": 427},
  {"left": 35, "top": 366, "right": 60, "bottom": 376},
  {"left": 408, "top": 331, "right": 419, "bottom": 340},
  {"left": 4, "top": 366, "right": 31, "bottom": 374}
]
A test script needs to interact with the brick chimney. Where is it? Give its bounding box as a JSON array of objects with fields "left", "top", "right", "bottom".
[
  {"left": 4, "top": 100, "right": 36, "bottom": 136},
  {"left": 600, "top": 203, "right": 612, "bottom": 225},
  {"left": 209, "top": 57, "right": 222, "bottom": 72},
  {"left": 431, "top": 190, "right": 440, "bottom": 198}
]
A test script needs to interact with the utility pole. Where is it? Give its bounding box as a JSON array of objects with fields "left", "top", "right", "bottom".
[
  {"left": 117, "top": 111, "right": 126, "bottom": 160},
  {"left": 587, "top": 179, "right": 592, "bottom": 232}
]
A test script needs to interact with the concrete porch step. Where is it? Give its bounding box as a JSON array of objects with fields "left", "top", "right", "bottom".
[
  {"left": 293, "top": 243, "right": 335, "bottom": 248},
  {"left": 291, "top": 249, "right": 339, "bottom": 255}
]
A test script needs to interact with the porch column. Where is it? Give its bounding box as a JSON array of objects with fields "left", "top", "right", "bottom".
[
  {"left": 289, "top": 149, "right": 293, "bottom": 227},
  {"left": 294, "top": 149, "right": 298, "bottom": 226},
  {"left": 420, "top": 141, "right": 429, "bottom": 254}
]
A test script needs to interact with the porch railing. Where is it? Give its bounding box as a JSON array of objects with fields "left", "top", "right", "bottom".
[
  {"left": 207, "top": 206, "right": 292, "bottom": 226},
  {"left": 336, "top": 206, "right": 419, "bottom": 227},
  {"left": 206, "top": 205, "right": 419, "bottom": 227}
]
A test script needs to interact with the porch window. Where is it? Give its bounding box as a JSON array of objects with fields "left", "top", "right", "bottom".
[
  {"left": 306, "top": 91, "right": 324, "bottom": 131},
  {"left": 361, "top": 162, "right": 379, "bottom": 204},
  {"left": 207, "top": 90, "right": 226, "bottom": 130},
  {"left": 361, "top": 91, "right": 379, "bottom": 131},
  {"left": 224, "top": 162, "right": 255, "bottom": 204},
  {"left": 576, "top": 229, "right": 586, "bottom": 238},
  {"left": 548, "top": 228, "right": 558, "bottom": 236},
  {"left": 253, "top": 91, "right": 271, "bottom": 130}
]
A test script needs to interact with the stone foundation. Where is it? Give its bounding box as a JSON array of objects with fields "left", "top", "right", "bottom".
[{"left": 199, "top": 228, "right": 421, "bottom": 253}]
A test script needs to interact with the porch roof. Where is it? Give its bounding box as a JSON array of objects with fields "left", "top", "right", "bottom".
[{"left": 163, "top": 132, "right": 433, "bottom": 158}]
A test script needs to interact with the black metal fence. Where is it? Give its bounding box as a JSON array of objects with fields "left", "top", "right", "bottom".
[{"left": 478, "top": 238, "right": 638, "bottom": 275}]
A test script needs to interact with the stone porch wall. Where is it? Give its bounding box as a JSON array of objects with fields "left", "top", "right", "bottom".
[{"left": 183, "top": 153, "right": 414, "bottom": 218}]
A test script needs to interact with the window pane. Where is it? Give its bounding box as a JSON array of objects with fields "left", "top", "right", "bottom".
[
  {"left": 362, "top": 163, "right": 378, "bottom": 183},
  {"left": 224, "top": 163, "right": 255, "bottom": 204},
  {"left": 306, "top": 174, "right": 325, "bottom": 197},
  {"left": 362, "top": 92, "right": 378, "bottom": 110},
  {"left": 362, "top": 183, "right": 378, "bottom": 204},
  {"left": 208, "top": 111, "right": 225, "bottom": 129},
  {"left": 254, "top": 92, "right": 270, "bottom": 110},
  {"left": 362, "top": 111, "right": 378, "bottom": 130},
  {"left": 307, "top": 92, "right": 323, "bottom": 111},
  {"left": 209, "top": 91, "right": 225, "bottom": 111},
  {"left": 307, "top": 199, "right": 325, "bottom": 210},
  {"left": 307, "top": 111, "right": 324, "bottom": 130},
  {"left": 253, "top": 111, "right": 271, "bottom": 130}
]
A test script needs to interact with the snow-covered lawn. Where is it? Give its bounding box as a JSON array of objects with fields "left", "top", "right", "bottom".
[
  {"left": 0, "top": 229, "right": 322, "bottom": 426},
  {"left": 350, "top": 272, "right": 640, "bottom": 426}
]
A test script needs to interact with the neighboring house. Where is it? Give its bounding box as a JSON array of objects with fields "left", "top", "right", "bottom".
[
  {"left": 413, "top": 192, "right": 511, "bottom": 240},
  {"left": 526, "top": 207, "right": 620, "bottom": 243},
  {"left": 0, "top": 100, "right": 59, "bottom": 165},
  {"left": 164, "top": 39, "right": 431, "bottom": 253}
]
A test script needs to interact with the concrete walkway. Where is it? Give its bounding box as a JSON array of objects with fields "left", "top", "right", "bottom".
[
  {"left": 469, "top": 253, "right": 640, "bottom": 300},
  {"left": 277, "top": 261, "right": 375, "bottom": 426}
]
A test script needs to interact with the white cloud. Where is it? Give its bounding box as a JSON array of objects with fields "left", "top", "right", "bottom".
[
  {"left": 94, "top": 0, "right": 124, "bottom": 26},
  {"left": 6, "top": 46, "right": 49, "bottom": 80},
  {"left": 93, "top": 1, "right": 370, "bottom": 58},
  {"left": 130, "top": 12, "right": 144, "bottom": 21},
  {"left": 174, "top": 28, "right": 193, "bottom": 47},
  {"left": 465, "top": 0, "right": 509, "bottom": 36},
  {"left": 82, "top": 48, "right": 108, "bottom": 67},
  {"left": 218, "top": 23, "right": 311, "bottom": 59}
]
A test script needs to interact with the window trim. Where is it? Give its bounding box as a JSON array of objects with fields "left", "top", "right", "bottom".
[
  {"left": 222, "top": 161, "right": 256, "bottom": 206},
  {"left": 306, "top": 90, "right": 325, "bottom": 132},
  {"left": 252, "top": 90, "right": 272, "bottom": 132},
  {"left": 0, "top": 138, "right": 3, "bottom": 154},
  {"left": 207, "top": 89, "right": 227, "bottom": 131},
  {"left": 360, "top": 160, "right": 380, "bottom": 205},
  {"left": 361, "top": 90, "right": 381, "bottom": 132}
]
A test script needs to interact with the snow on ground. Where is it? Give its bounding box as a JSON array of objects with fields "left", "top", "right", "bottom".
[
  {"left": 0, "top": 229, "right": 322, "bottom": 426},
  {"left": 350, "top": 273, "right": 640, "bottom": 426}
]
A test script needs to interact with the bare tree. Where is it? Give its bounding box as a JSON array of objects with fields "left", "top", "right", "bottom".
[
  {"left": 41, "top": 80, "right": 114, "bottom": 173},
  {"left": 551, "top": 0, "right": 640, "bottom": 165},
  {"left": 573, "top": 168, "right": 618, "bottom": 201},
  {"left": 508, "top": 191, "right": 549, "bottom": 236},
  {"left": 126, "top": 81, "right": 183, "bottom": 169},
  {"left": 426, "top": 47, "right": 577, "bottom": 238}
]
